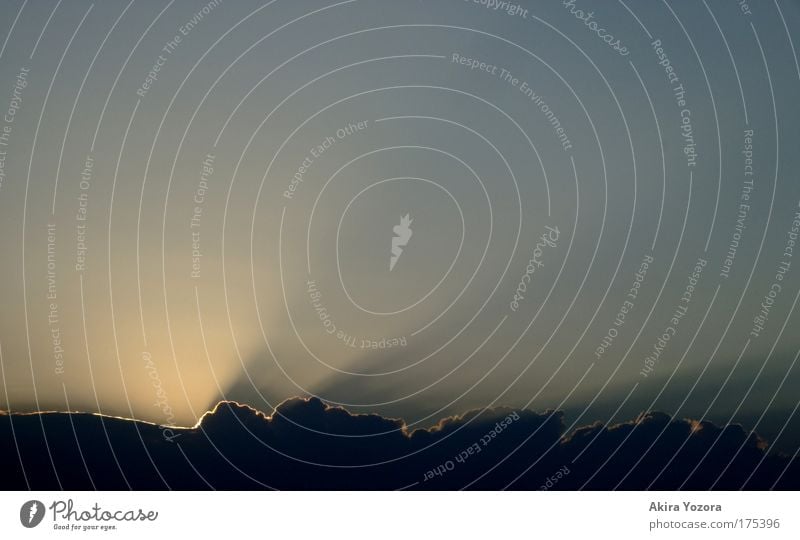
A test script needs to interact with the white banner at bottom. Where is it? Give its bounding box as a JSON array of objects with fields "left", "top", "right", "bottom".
[{"left": 0, "top": 491, "right": 796, "bottom": 539}]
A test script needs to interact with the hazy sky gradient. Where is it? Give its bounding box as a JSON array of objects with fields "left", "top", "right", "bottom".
[{"left": 1, "top": 0, "right": 800, "bottom": 451}]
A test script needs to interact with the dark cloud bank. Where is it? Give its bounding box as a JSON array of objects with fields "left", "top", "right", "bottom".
[{"left": 1, "top": 398, "right": 798, "bottom": 489}]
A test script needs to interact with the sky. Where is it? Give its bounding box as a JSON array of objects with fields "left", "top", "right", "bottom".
[{"left": 1, "top": 0, "right": 800, "bottom": 453}]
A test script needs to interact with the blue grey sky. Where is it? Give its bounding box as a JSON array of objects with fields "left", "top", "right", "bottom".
[{"left": 1, "top": 0, "right": 800, "bottom": 451}]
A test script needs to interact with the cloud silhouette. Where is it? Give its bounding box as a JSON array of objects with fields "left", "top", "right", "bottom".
[{"left": 1, "top": 398, "right": 797, "bottom": 489}]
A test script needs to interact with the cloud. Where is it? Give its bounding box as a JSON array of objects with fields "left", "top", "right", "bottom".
[{"left": 1, "top": 398, "right": 797, "bottom": 489}]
